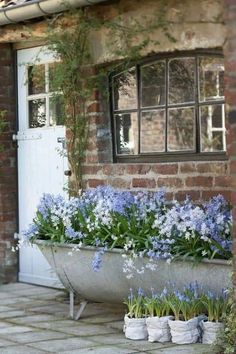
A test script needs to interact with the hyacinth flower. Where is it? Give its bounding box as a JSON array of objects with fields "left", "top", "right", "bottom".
[
  {"left": 200, "top": 289, "right": 230, "bottom": 322},
  {"left": 123, "top": 288, "right": 146, "bottom": 318}
]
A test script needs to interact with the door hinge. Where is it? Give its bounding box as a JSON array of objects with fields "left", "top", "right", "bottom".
[{"left": 12, "top": 133, "right": 42, "bottom": 141}]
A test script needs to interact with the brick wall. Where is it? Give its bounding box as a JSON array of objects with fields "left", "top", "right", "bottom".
[
  {"left": 83, "top": 97, "right": 230, "bottom": 202},
  {"left": 0, "top": 44, "right": 17, "bottom": 283},
  {"left": 224, "top": 0, "right": 236, "bottom": 299}
]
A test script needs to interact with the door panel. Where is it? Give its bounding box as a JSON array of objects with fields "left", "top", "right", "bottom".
[{"left": 17, "top": 47, "right": 66, "bottom": 287}]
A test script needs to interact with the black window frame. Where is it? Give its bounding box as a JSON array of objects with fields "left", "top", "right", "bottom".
[{"left": 110, "top": 50, "right": 227, "bottom": 163}]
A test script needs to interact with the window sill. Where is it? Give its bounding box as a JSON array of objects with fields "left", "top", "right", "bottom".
[{"left": 115, "top": 153, "right": 228, "bottom": 164}]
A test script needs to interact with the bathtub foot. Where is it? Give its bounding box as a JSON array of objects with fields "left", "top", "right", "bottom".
[
  {"left": 75, "top": 300, "right": 88, "bottom": 320},
  {"left": 69, "top": 291, "right": 88, "bottom": 320}
]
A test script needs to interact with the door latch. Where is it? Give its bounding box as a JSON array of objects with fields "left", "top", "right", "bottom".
[{"left": 57, "top": 137, "right": 66, "bottom": 149}]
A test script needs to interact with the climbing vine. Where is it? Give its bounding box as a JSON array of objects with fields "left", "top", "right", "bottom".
[{"left": 44, "top": 3, "right": 175, "bottom": 196}]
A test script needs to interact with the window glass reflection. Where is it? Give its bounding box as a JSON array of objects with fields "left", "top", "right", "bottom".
[
  {"left": 113, "top": 69, "right": 137, "bottom": 110},
  {"left": 168, "top": 107, "right": 195, "bottom": 151},
  {"left": 115, "top": 113, "right": 138, "bottom": 154},
  {"left": 169, "top": 58, "right": 195, "bottom": 104},
  {"left": 200, "top": 104, "right": 225, "bottom": 152},
  {"left": 28, "top": 65, "right": 45, "bottom": 95},
  {"left": 141, "top": 61, "right": 166, "bottom": 107},
  {"left": 29, "top": 99, "right": 46, "bottom": 128},
  {"left": 199, "top": 57, "right": 224, "bottom": 102},
  {"left": 141, "top": 110, "right": 165, "bottom": 152}
]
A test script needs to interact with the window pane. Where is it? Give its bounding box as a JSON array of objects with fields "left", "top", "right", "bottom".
[
  {"left": 115, "top": 113, "right": 138, "bottom": 155},
  {"left": 113, "top": 69, "right": 137, "bottom": 110},
  {"left": 200, "top": 104, "right": 225, "bottom": 152},
  {"left": 168, "top": 107, "right": 195, "bottom": 151},
  {"left": 28, "top": 65, "right": 45, "bottom": 95},
  {"left": 49, "top": 96, "right": 64, "bottom": 126},
  {"left": 141, "top": 61, "right": 166, "bottom": 107},
  {"left": 169, "top": 58, "right": 195, "bottom": 104},
  {"left": 29, "top": 99, "right": 46, "bottom": 128},
  {"left": 199, "top": 57, "right": 224, "bottom": 102},
  {"left": 49, "top": 62, "right": 61, "bottom": 92},
  {"left": 141, "top": 110, "right": 165, "bottom": 152}
]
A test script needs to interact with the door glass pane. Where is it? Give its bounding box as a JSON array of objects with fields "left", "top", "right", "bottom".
[
  {"left": 200, "top": 104, "right": 225, "bottom": 152},
  {"left": 169, "top": 58, "right": 195, "bottom": 104},
  {"left": 141, "top": 61, "right": 166, "bottom": 107},
  {"left": 113, "top": 69, "right": 137, "bottom": 110},
  {"left": 49, "top": 62, "right": 60, "bottom": 92},
  {"left": 49, "top": 96, "right": 64, "bottom": 126},
  {"left": 115, "top": 113, "right": 138, "bottom": 154},
  {"left": 141, "top": 110, "right": 165, "bottom": 152},
  {"left": 199, "top": 57, "right": 224, "bottom": 102},
  {"left": 29, "top": 99, "right": 46, "bottom": 128},
  {"left": 28, "top": 65, "right": 45, "bottom": 95},
  {"left": 168, "top": 107, "right": 195, "bottom": 151}
]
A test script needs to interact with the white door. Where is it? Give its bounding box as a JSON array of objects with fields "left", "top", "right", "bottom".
[{"left": 17, "top": 46, "right": 67, "bottom": 287}]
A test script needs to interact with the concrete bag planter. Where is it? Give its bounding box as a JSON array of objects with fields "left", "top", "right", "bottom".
[
  {"left": 168, "top": 317, "right": 200, "bottom": 344},
  {"left": 146, "top": 315, "right": 174, "bottom": 342},
  {"left": 35, "top": 240, "right": 231, "bottom": 303},
  {"left": 201, "top": 321, "right": 224, "bottom": 344},
  {"left": 124, "top": 315, "right": 148, "bottom": 340}
]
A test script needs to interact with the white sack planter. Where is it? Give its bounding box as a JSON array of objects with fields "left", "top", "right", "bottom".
[
  {"left": 146, "top": 315, "right": 173, "bottom": 342},
  {"left": 168, "top": 317, "right": 199, "bottom": 344},
  {"left": 35, "top": 240, "right": 231, "bottom": 303},
  {"left": 201, "top": 321, "right": 224, "bottom": 344},
  {"left": 124, "top": 315, "right": 148, "bottom": 340}
]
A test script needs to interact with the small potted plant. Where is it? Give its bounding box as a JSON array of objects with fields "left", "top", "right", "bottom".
[
  {"left": 200, "top": 290, "right": 229, "bottom": 344},
  {"left": 167, "top": 286, "right": 200, "bottom": 344},
  {"left": 144, "top": 287, "right": 173, "bottom": 342},
  {"left": 123, "top": 288, "right": 148, "bottom": 340}
]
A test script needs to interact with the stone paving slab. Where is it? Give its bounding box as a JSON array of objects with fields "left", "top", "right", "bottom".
[
  {"left": 0, "top": 345, "right": 50, "bottom": 353},
  {"left": 2, "top": 329, "right": 73, "bottom": 344},
  {"left": 29, "top": 337, "right": 101, "bottom": 352},
  {"left": 61, "top": 346, "right": 140, "bottom": 354},
  {"left": 0, "top": 283, "right": 216, "bottom": 354}
]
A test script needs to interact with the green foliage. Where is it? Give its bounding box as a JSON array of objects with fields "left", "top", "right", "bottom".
[
  {"left": 44, "top": 4, "right": 175, "bottom": 196},
  {"left": 214, "top": 291, "right": 236, "bottom": 353},
  {"left": 124, "top": 288, "right": 146, "bottom": 318}
]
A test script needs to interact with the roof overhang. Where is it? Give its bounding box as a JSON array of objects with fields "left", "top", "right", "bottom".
[{"left": 0, "top": 0, "right": 108, "bottom": 26}]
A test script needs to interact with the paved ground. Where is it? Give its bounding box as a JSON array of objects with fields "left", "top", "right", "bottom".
[{"left": 0, "top": 283, "right": 216, "bottom": 354}]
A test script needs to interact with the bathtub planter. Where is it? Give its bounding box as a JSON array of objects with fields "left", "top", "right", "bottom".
[
  {"left": 146, "top": 315, "right": 174, "bottom": 342},
  {"left": 35, "top": 240, "right": 231, "bottom": 303}
]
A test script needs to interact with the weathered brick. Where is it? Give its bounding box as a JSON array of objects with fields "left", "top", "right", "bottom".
[
  {"left": 108, "top": 178, "right": 131, "bottom": 189},
  {"left": 157, "top": 177, "right": 183, "bottom": 188},
  {"left": 82, "top": 165, "right": 102, "bottom": 175},
  {"left": 103, "top": 164, "right": 125, "bottom": 176},
  {"left": 214, "top": 176, "right": 231, "bottom": 188},
  {"left": 185, "top": 176, "right": 213, "bottom": 187},
  {"left": 179, "top": 162, "right": 196, "bottom": 173},
  {"left": 201, "top": 190, "right": 231, "bottom": 201},
  {"left": 132, "top": 178, "right": 156, "bottom": 188},
  {"left": 197, "top": 162, "right": 228, "bottom": 174},
  {"left": 88, "top": 101, "right": 100, "bottom": 113},
  {"left": 175, "top": 190, "right": 201, "bottom": 202},
  {"left": 151, "top": 164, "right": 178, "bottom": 175},
  {"left": 126, "top": 164, "right": 151, "bottom": 175},
  {"left": 88, "top": 179, "right": 106, "bottom": 188}
]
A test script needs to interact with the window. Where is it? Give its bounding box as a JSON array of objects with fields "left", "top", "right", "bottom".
[
  {"left": 111, "top": 52, "right": 226, "bottom": 162},
  {"left": 27, "top": 63, "right": 63, "bottom": 128}
]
